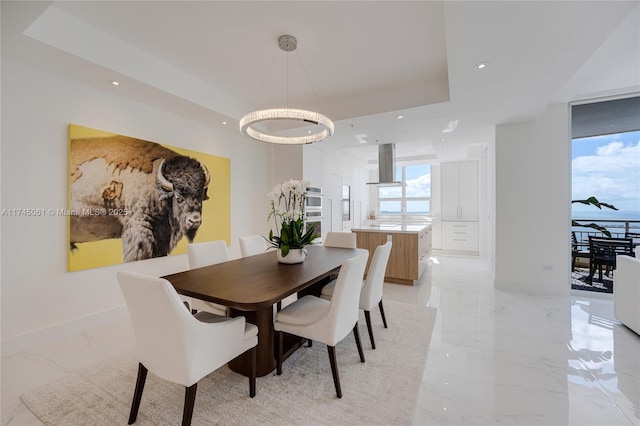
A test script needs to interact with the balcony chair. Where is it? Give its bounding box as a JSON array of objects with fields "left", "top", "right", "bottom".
[
  {"left": 321, "top": 241, "right": 393, "bottom": 349},
  {"left": 625, "top": 231, "right": 640, "bottom": 256},
  {"left": 117, "top": 271, "right": 257, "bottom": 426},
  {"left": 625, "top": 231, "right": 640, "bottom": 240},
  {"left": 587, "top": 236, "right": 634, "bottom": 284},
  {"left": 571, "top": 231, "right": 590, "bottom": 272},
  {"left": 185, "top": 240, "right": 230, "bottom": 316},
  {"left": 274, "top": 253, "right": 369, "bottom": 398}
]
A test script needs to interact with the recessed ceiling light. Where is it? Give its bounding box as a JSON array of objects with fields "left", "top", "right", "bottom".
[
  {"left": 355, "top": 134, "right": 368, "bottom": 144},
  {"left": 474, "top": 62, "right": 487, "bottom": 70},
  {"left": 396, "top": 115, "right": 404, "bottom": 119},
  {"left": 442, "top": 120, "right": 459, "bottom": 133},
  {"left": 110, "top": 80, "right": 120, "bottom": 86},
  {"left": 222, "top": 121, "right": 228, "bottom": 125}
]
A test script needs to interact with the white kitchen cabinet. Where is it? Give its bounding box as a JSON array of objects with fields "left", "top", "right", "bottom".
[
  {"left": 442, "top": 222, "right": 479, "bottom": 252},
  {"left": 441, "top": 160, "right": 479, "bottom": 252},
  {"left": 441, "top": 161, "right": 478, "bottom": 221}
]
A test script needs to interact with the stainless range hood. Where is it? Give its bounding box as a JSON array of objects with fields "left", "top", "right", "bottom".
[{"left": 367, "top": 143, "right": 403, "bottom": 186}]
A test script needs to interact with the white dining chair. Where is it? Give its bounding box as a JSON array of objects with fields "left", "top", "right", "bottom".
[
  {"left": 321, "top": 241, "right": 392, "bottom": 349},
  {"left": 239, "top": 235, "right": 268, "bottom": 257},
  {"left": 274, "top": 252, "right": 369, "bottom": 398},
  {"left": 323, "top": 232, "right": 358, "bottom": 286},
  {"left": 323, "top": 231, "right": 357, "bottom": 248},
  {"left": 185, "top": 240, "right": 230, "bottom": 316},
  {"left": 117, "top": 271, "right": 258, "bottom": 426}
]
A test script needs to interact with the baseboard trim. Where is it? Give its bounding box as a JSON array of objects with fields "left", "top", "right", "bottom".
[{"left": 1, "top": 305, "right": 128, "bottom": 356}]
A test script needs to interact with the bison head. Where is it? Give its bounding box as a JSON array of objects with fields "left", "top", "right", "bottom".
[{"left": 157, "top": 157, "right": 210, "bottom": 242}]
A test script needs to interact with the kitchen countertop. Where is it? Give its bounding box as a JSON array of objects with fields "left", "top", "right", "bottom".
[{"left": 351, "top": 222, "right": 431, "bottom": 234}]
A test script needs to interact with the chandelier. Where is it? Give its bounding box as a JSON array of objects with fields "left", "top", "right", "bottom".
[{"left": 239, "top": 35, "right": 334, "bottom": 145}]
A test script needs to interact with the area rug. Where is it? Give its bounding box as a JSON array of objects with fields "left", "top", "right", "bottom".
[
  {"left": 21, "top": 300, "right": 436, "bottom": 426},
  {"left": 571, "top": 267, "right": 613, "bottom": 293}
]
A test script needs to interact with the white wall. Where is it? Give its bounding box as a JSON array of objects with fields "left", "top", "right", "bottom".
[
  {"left": 494, "top": 104, "right": 571, "bottom": 295},
  {"left": 320, "top": 149, "right": 369, "bottom": 234},
  {"left": 273, "top": 145, "right": 304, "bottom": 185},
  {"left": 485, "top": 136, "right": 497, "bottom": 274},
  {"left": 0, "top": 58, "right": 271, "bottom": 353}
]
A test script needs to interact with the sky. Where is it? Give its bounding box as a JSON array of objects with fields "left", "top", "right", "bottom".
[{"left": 572, "top": 130, "right": 640, "bottom": 215}]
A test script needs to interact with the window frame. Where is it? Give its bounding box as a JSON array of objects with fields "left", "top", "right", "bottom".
[{"left": 377, "top": 163, "right": 431, "bottom": 217}]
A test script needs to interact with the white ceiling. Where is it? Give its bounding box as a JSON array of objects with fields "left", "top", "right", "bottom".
[{"left": 2, "top": 1, "right": 639, "bottom": 168}]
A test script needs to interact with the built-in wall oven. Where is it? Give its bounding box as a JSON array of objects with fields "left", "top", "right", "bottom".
[
  {"left": 305, "top": 186, "right": 323, "bottom": 210},
  {"left": 304, "top": 186, "right": 323, "bottom": 242},
  {"left": 304, "top": 210, "right": 323, "bottom": 242}
]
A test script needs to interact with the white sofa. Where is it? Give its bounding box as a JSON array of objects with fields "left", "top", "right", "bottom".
[{"left": 614, "top": 255, "right": 640, "bottom": 335}]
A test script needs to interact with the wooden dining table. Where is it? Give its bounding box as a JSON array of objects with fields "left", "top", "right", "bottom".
[{"left": 162, "top": 244, "right": 368, "bottom": 377}]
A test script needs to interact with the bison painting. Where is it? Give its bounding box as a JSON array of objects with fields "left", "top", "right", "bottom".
[{"left": 69, "top": 135, "right": 211, "bottom": 263}]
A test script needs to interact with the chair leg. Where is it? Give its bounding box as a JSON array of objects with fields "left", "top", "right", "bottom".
[
  {"left": 327, "top": 345, "right": 342, "bottom": 398},
  {"left": 276, "top": 331, "right": 283, "bottom": 375},
  {"left": 182, "top": 383, "right": 197, "bottom": 426},
  {"left": 128, "top": 363, "right": 148, "bottom": 425},
  {"left": 307, "top": 339, "right": 313, "bottom": 348},
  {"left": 364, "top": 310, "right": 376, "bottom": 349},
  {"left": 378, "top": 300, "right": 388, "bottom": 328},
  {"left": 353, "top": 323, "right": 365, "bottom": 363},
  {"left": 587, "top": 263, "right": 596, "bottom": 284},
  {"left": 598, "top": 265, "right": 603, "bottom": 282},
  {"left": 249, "top": 346, "right": 257, "bottom": 397}
]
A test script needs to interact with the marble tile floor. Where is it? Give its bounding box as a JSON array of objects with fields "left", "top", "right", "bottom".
[{"left": 2, "top": 254, "right": 639, "bottom": 425}]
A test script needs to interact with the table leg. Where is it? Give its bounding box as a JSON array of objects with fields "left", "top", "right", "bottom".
[{"left": 228, "top": 306, "right": 275, "bottom": 377}]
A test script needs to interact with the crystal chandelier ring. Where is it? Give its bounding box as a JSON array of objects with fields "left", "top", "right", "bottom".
[
  {"left": 239, "top": 108, "right": 334, "bottom": 145},
  {"left": 239, "top": 35, "right": 334, "bottom": 145}
]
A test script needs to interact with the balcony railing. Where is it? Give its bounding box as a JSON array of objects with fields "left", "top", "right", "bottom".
[{"left": 572, "top": 218, "right": 640, "bottom": 241}]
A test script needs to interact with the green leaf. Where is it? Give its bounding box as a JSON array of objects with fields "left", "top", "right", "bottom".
[
  {"left": 300, "top": 222, "right": 318, "bottom": 245},
  {"left": 281, "top": 226, "right": 290, "bottom": 246},
  {"left": 572, "top": 220, "right": 612, "bottom": 237},
  {"left": 571, "top": 196, "right": 618, "bottom": 211}
]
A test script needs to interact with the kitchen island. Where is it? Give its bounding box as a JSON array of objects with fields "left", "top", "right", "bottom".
[{"left": 351, "top": 223, "right": 432, "bottom": 285}]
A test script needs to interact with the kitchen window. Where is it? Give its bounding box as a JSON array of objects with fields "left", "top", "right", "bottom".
[{"left": 377, "top": 164, "right": 431, "bottom": 216}]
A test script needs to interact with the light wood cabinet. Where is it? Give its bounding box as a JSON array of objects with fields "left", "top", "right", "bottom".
[{"left": 353, "top": 225, "right": 431, "bottom": 286}]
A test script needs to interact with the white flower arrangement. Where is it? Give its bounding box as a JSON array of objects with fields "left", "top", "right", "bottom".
[{"left": 267, "top": 179, "right": 318, "bottom": 257}]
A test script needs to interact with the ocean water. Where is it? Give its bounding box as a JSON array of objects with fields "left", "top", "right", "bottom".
[{"left": 572, "top": 209, "right": 640, "bottom": 219}]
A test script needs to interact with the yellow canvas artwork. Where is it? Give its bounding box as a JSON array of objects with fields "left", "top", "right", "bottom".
[{"left": 68, "top": 124, "right": 230, "bottom": 271}]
